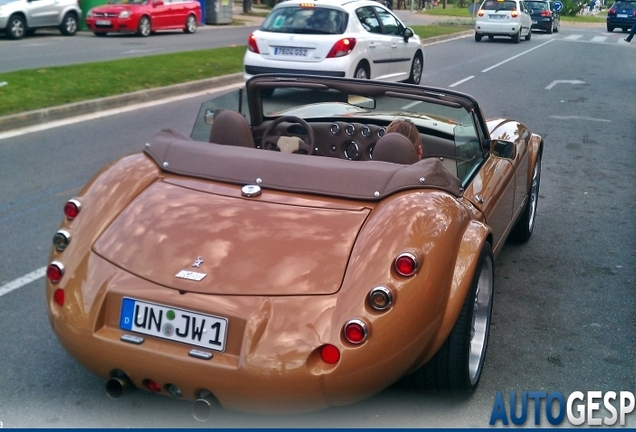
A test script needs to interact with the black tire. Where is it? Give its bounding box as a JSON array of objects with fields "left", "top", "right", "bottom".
[
  {"left": 407, "top": 52, "right": 423, "bottom": 84},
  {"left": 137, "top": 16, "right": 151, "bottom": 37},
  {"left": 94, "top": 31, "right": 107, "bottom": 37},
  {"left": 59, "top": 12, "right": 78, "bottom": 36},
  {"left": 403, "top": 243, "right": 494, "bottom": 394},
  {"left": 5, "top": 14, "right": 26, "bottom": 40},
  {"left": 474, "top": 32, "right": 482, "bottom": 42},
  {"left": 512, "top": 29, "right": 520, "bottom": 43},
  {"left": 510, "top": 153, "right": 541, "bottom": 243},
  {"left": 623, "top": 27, "right": 629, "bottom": 32},
  {"left": 184, "top": 14, "right": 197, "bottom": 33},
  {"left": 354, "top": 63, "right": 370, "bottom": 79},
  {"left": 607, "top": 24, "right": 614, "bottom": 32},
  {"left": 525, "top": 28, "right": 532, "bottom": 40},
  {"left": 547, "top": 21, "right": 553, "bottom": 34}
]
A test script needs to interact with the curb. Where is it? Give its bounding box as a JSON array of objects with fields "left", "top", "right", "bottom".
[{"left": 0, "top": 73, "right": 244, "bottom": 133}]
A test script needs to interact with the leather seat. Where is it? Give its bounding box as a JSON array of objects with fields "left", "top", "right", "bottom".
[
  {"left": 209, "top": 110, "right": 255, "bottom": 148},
  {"left": 372, "top": 132, "right": 419, "bottom": 164}
]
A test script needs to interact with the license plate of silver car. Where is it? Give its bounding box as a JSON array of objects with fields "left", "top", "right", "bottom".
[{"left": 119, "top": 297, "right": 228, "bottom": 352}]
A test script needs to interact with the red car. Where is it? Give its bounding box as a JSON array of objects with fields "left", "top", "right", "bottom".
[{"left": 85, "top": 0, "right": 201, "bottom": 37}]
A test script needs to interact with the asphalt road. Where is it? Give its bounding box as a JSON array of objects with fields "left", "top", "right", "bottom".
[{"left": 0, "top": 26, "right": 634, "bottom": 428}]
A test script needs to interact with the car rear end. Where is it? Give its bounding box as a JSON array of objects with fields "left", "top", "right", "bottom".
[
  {"left": 243, "top": 2, "right": 358, "bottom": 80},
  {"left": 606, "top": 0, "right": 636, "bottom": 31},
  {"left": 475, "top": 0, "right": 522, "bottom": 37},
  {"left": 526, "top": 0, "right": 553, "bottom": 32}
]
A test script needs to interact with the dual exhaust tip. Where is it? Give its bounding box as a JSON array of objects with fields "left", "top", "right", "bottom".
[{"left": 105, "top": 375, "right": 217, "bottom": 422}]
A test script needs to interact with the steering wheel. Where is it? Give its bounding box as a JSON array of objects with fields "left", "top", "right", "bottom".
[{"left": 261, "top": 116, "right": 315, "bottom": 155}]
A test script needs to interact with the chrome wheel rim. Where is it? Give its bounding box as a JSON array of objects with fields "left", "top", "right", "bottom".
[
  {"left": 140, "top": 18, "right": 150, "bottom": 36},
  {"left": 469, "top": 254, "right": 493, "bottom": 385},
  {"left": 11, "top": 19, "right": 24, "bottom": 38},
  {"left": 187, "top": 16, "right": 196, "bottom": 32},
  {"left": 527, "top": 157, "right": 541, "bottom": 232},
  {"left": 355, "top": 67, "right": 368, "bottom": 79},
  {"left": 65, "top": 17, "right": 77, "bottom": 34},
  {"left": 412, "top": 56, "right": 422, "bottom": 84}
]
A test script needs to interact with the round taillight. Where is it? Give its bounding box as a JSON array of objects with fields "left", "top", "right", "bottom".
[
  {"left": 394, "top": 252, "right": 418, "bottom": 277},
  {"left": 143, "top": 379, "right": 161, "bottom": 393},
  {"left": 52, "top": 230, "right": 71, "bottom": 252},
  {"left": 320, "top": 344, "right": 340, "bottom": 364},
  {"left": 64, "top": 199, "right": 81, "bottom": 220},
  {"left": 368, "top": 286, "right": 393, "bottom": 311},
  {"left": 54, "top": 288, "right": 65, "bottom": 306},
  {"left": 343, "top": 319, "right": 368, "bottom": 345},
  {"left": 47, "top": 261, "right": 65, "bottom": 284}
]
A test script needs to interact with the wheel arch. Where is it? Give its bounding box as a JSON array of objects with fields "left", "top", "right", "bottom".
[{"left": 418, "top": 220, "right": 492, "bottom": 368}]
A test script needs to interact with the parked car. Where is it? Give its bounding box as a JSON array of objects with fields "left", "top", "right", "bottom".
[
  {"left": 606, "top": 0, "right": 636, "bottom": 32},
  {"left": 45, "top": 73, "right": 543, "bottom": 416},
  {"left": 85, "top": 0, "right": 201, "bottom": 37},
  {"left": 0, "top": 0, "right": 80, "bottom": 40},
  {"left": 243, "top": 0, "right": 424, "bottom": 84},
  {"left": 474, "top": 0, "right": 533, "bottom": 43},
  {"left": 526, "top": 0, "right": 560, "bottom": 33}
]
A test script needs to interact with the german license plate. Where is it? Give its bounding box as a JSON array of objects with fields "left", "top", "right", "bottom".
[
  {"left": 119, "top": 297, "right": 228, "bottom": 352},
  {"left": 273, "top": 47, "right": 308, "bottom": 57},
  {"left": 617, "top": 13, "right": 628, "bottom": 17},
  {"left": 489, "top": 14, "right": 505, "bottom": 19},
  {"left": 96, "top": 19, "right": 111, "bottom": 25}
]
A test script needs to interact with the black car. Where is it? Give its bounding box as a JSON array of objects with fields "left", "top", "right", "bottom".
[
  {"left": 606, "top": 0, "right": 636, "bottom": 32},
  {"left": 526, "top": 0, "right": 560, "bottom": 33}
]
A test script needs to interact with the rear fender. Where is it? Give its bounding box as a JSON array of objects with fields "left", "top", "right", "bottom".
[{"left": 417, "top": 220, "right": 491, "bottom": 366}]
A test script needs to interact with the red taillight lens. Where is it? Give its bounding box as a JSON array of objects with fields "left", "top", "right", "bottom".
[
  {"left": 478, "top": 9, "right": 484, "bottom": 16},
  {"left": 54, "top": 289, "right": 65, "bottom": 306},
  {"left": 64, "top": 199, "right": 81, "bottom": 220},
  {"left": 511, "top": 9, "right": 519, "bottom": 17},
  {"left": 320, "top": 344, "right": 340, "bottom": 364},
  {"left": 247, "top": 33, "right": 260, "bottom": 53},
  {"left": 540, "top": 10, "right": 551, "bottom": 16},
  {"left": 608, "top": 7, "right": 615, "bottom": 14},
  {"left": 47, "top": 261, "right": 64, "bottom": 284},
  {"left": 143, "top": 379, "right": 161, "bottom": 393},
  {"left": 343, "top": 319, "right": 367, "bottom": 344},
  {"left": 327, "top": 38, "right": 356, "bottom": 58},
  {"left": 394, "top": 252, "right": 418, "bottom": 277}
]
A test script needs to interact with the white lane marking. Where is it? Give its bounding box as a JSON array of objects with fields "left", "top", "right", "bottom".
[
  {"left": 481, "top": 39, "right": 554, "bottom": 73},
  {"left": 590, "top": 36, "right": 607, "bottom": 43},
  {"left": 564, "top": 35, "right": 583, "bottom": 40},
  {"left": 0, "top": 81, "right": 243, "bottom": 141},
  {"left": 0, "top": 267, "right": 46, "bottom": 298},
  {"left": 550, "top": 115, "right": 611, "bottom": 122},
  {"left": 449, "top": 75, "right": 474, "bottom": 87},
  {"left": 545, "top": 79, "right": 585, "bottom": 90}
]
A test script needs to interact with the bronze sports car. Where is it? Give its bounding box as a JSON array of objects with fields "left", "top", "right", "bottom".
[{"left": 46, "top": 74, "right": 543, "bottom": 416}]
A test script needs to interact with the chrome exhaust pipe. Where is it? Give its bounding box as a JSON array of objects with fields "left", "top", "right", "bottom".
[
  {"left": 106, "top": 375, "right": 135, "bottom": 399},
  {"left": 192, "top": 392, "right": 218, "bottom": 422}
]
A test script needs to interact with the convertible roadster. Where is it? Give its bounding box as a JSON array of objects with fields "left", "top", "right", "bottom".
[{"left": 46, "top": 74, "right": 542, "bottom": 416}]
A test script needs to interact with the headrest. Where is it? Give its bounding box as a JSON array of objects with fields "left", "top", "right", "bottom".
[
  {"left": 372, "top": 132, "right": 419, "bottom": 164},
  {"left": 209, "top": 110, "right": 254, "bottom": 148}
]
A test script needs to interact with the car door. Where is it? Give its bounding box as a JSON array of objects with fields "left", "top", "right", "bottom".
[
  {"left": 150, "top": 0, "right": 171, "bottom": 29},
  {"left": 354, "top": 6, "right": 393, "bottom": 80},
  {"left": 25, "top": 0, "right": 60, "bottom": 27},
  {"left": 519, "top": 0, "right": 533, "bottom": 34},
  {"left": 373, "top": 6, "right": 415, "bottom": 81},
  {"left": 165, "top": 0, "right": 185, "bottom": 28}
]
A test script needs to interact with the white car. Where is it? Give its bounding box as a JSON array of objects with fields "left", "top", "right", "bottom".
[
  {"left": 0, "top": 0, "right": 81, "bottom": 40},
  {"left": 474, "top": 0, "right": 532, "bottom": 43},
  {"left": 243, "top": 0, "right": 424, "bottom": 84}
]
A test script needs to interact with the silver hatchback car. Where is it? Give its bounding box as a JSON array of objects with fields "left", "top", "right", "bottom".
[{"left": 0, "top": 0, "right": 81, "bottom": 40}]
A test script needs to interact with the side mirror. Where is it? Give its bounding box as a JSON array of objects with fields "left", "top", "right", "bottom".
[
  {"left": 154, "top": 0, "right": 164, "bottom": 6},
  {"left": 403, "top": 27, "right": 414, "bottom": 42},
  {"left": 489, "top": 139, "right": 516, "bottom": 159}
]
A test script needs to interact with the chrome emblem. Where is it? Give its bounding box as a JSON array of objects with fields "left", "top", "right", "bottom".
[
  {"left": 192, "top": 256, "right": 204, "bottom": 268},
  {"left": 242, "top": 184, "right": 261, "bottom": 197}
]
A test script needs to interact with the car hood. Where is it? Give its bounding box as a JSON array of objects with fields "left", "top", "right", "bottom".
[{"left": 92, "top": 180, "right": 370, "bottom": 296}]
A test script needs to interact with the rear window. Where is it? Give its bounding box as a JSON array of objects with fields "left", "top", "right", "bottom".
[
  {"left": 613, "top": 1, "right": 636, "bottom": 8},
  {"left": 480, "top": 0, "right": 518, "bottom": 10},
  {"left": 526, "top": 1, "right": 549, "bottom": 10},
  {"left": 261, "top": 6, "right": 348, "bottom": 34}
]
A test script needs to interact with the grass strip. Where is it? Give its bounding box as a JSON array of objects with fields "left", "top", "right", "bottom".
[{"left": 0, "top": 25, "right": 470, "bottom": 117}]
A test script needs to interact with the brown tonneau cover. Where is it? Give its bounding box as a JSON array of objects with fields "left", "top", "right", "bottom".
[{"left": 144, "top": 129, "right": 463, "bottom": 200}]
